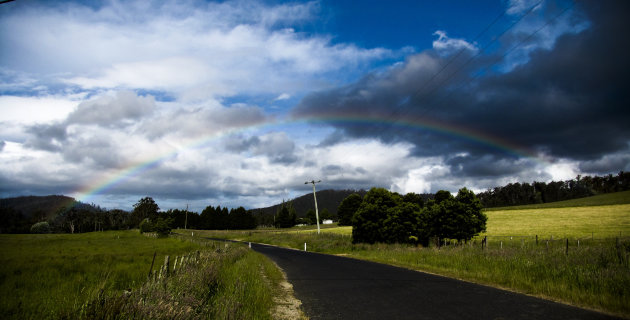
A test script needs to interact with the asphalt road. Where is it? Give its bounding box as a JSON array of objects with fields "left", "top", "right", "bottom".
[{"left": 249, "top": 242, "right": 621, "bottom": 320}]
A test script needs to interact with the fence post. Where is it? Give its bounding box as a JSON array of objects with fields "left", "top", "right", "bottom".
[
  {"left": 163, "top": 255, "right": 170, "bottom": 278},
  {"left": 565, "top": 238, "right": 569, "bottom": 256},
  {"left": 173, "top": 255, "right": 179, "bottom": 274},
  {"left": 536, "top": 235, "right": 538, "bottom": 246},
  {"left": 148, "top": 251, "right": 156, "bottom": 280}
]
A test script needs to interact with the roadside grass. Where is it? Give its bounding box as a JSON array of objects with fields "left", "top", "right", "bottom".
[{"left": 0, "top": 230, "right": 286, "bottom": 319}]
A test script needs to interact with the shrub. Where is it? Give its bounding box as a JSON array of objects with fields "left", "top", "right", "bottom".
[
  {"left": 30, "top": 221, "right": 51, "bottom": 234},
  {"left": 152, "top": 218, "right": 172, "bottom": 236},
  {"left": 139, "top": 219, "right": 153, "bottom": 233}
]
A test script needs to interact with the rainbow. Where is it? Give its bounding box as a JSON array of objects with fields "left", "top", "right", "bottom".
[{"left": 73, "top": 113, "right": 543, "bottom": 204}]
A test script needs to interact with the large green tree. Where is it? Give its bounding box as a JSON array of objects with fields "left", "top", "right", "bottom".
[
  {"left": 337, "top": 193, "right": 362, "bottom": 226},
  {"left": 424, "top": 188, "right": 486, "bottom": 243},
  {"left": 131, "top": 197, "right": 160, "bottom": 227},
  {"left": 352, "top": 188, "right": 401, "bottom": 244}
]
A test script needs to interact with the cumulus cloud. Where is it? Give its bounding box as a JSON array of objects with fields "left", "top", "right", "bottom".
[{"left": 67, "top": 91, "right": 155, "bottom": 127}]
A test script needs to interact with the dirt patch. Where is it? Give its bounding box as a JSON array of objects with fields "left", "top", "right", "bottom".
[{"left": 268, "top": 263, "right": 308, "bottom": 320}]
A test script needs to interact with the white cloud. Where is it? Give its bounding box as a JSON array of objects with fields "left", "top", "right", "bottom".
[
  {"left": 0, "top": 95, "right": 79, "bottom": 125},
  {"left": 274, "top": 93, "right": 291, "bottom": 101},
  {"left": 506, "top": 0, "right": 543, "bottom": 15},
  {"left": 432, "top": 30, "right": 478, "bottom": 56},
  {"left": 2, "top": 0, "right": 390, "bottom": 101}
]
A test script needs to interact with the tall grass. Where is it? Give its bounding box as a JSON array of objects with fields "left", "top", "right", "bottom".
[
  {"left": 80, "top": 244, "right": 279, "bottom": 319},
  {"left": 0, "top": 230, "right": 284, "bottom": 319}
]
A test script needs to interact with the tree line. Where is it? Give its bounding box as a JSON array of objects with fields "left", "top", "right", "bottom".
[
  {"left": 338, "top": 188, "right": 487, "bottom": 245},
  {"left": 7, "top": 196, "right": 261, "bottom": 234},
  {"left": 477, "top": 171, "right": 630, "bottom": 208}
]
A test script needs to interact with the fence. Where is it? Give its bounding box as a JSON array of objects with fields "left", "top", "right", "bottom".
[
  {"left": 147, "top": 250, "right": 201, "bottom": 282},
  {"left": 432, "top": 234, "right": 630, "bottom": 260}
]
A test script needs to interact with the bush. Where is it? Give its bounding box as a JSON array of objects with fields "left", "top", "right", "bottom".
[
  {"left": 30, "top": 221, "right": 51, "bottom": 234},
  {"left": 139, "top": 219, "right": 153, "bottom": 233},
  {"left": 153, "top": 218, "right": 172, "bottom": 236}
]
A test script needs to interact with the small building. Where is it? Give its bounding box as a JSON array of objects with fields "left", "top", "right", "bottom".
[{"left": 322, "top": 219, "right": 334, "bottom": 225}]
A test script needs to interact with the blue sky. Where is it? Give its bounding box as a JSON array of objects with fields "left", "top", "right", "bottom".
[{"left": 1, "top": 0, "right": 628, "bottom": 212}]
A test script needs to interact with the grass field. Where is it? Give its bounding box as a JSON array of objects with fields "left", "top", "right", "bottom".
[
  {"left": 191, "top": 191, "right": 630, "bottom": 317},
  {"left": 482, "top": 204, "right": 630, "bottom": 239},
  {"left": 0, "top": 230, "right": 284, "bottom": 319}
]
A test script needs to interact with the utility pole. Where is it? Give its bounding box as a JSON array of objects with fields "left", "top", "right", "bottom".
[
  {"left": 184, "top": 204, "right": 188, "bottom": 230},
  {"left": 305, "top": 180, "right": 322, "bottom": 234}
]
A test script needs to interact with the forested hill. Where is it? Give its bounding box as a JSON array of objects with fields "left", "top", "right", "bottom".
[
  {"left": 249, "top": 189, "right": 368, "bottom": 218},
  {"left": 0, "top": 195, "right": 77, "bottom": 220},
  {"left": 0, "top": 195, "right": 103, "bottom": 233}
]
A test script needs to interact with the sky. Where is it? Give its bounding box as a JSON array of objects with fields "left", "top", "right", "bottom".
[{"left": 1, "top": 0, "right": 629, "bottom": 212}]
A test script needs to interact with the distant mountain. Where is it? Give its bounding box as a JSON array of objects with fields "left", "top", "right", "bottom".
[{"left": 250, "top": 189, "right": 368, "bottom": 218}]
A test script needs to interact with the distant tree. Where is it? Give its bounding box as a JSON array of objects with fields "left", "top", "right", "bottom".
[
  {"left": 433, "top": 190, "right": 452, "bottom": 204},
  {"left": 229, "top": 207, "right": 257, "bottom": 229},
  {"left": 337, "top": 193, "right": 362, "bottom": 226},
  {"left": 320, "top": 208, "right": 331, "bottom": 222},
  {"left": 131, "top": 197, "right": 159, "bottom": 227},
  {"left": 403, "top": 192, "right": 425, "bottom": 208},
  {"left": 305, "top": 209, "right": 316, "bottom": 225},
  {"left": 275, "top": 202, "right": 296, "bottom": 228},
  {"left": 106, "top": 209, "right": 129, "bottom": 230}
]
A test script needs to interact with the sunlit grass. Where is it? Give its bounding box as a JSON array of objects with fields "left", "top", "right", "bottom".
[{"left": 482, "top": 204, "right": 630, "bottom": 238}]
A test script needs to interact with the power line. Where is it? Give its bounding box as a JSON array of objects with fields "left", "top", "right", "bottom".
[
  {"left": 370, "top": 1, "right": 546, "bottom": 137},
  {"left": 412, "top": 2, "right": 574, "bottom": 123}
]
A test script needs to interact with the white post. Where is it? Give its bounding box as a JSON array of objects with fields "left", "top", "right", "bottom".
[
  {"left": 305, "top": 180, "right": 322, "bottom": 235},
  {"left": 304, "top": 242, "right": 307, "bottom": 251},
  {"left": 249, "top": 242, "right": 251, "bottom": 249}
]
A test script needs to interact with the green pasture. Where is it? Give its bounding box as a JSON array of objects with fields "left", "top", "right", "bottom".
[
  {"left": 0, "top": 230, "right": 282, "bottom": 319},
  {"left": 482, "top": 204, "right": 630, "bottom": 239}
]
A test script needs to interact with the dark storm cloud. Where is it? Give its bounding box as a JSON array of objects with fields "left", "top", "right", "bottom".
[
  {"left": 446, "top": 154, "right": 529, "bottom": 178},
  {"left": 292, "top": 1, "right": 630, "bottom": 175}
]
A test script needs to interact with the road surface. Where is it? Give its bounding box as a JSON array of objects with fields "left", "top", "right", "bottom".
[{"left": 248, "top": 242, "right": 620, "bottom": 320}]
